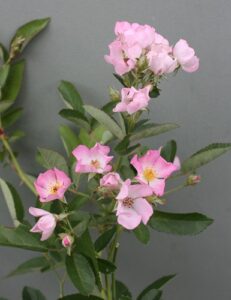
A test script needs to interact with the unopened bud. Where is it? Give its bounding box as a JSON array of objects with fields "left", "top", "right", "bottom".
[
  {"left": 109, "top": 87, "right": 120, "bottom": 102},
  {"left": 187, "top": 175, "right": 201, "bottom": 186},
  {"left": 60, "top": 234, "right": 74, "bottom": 248}
]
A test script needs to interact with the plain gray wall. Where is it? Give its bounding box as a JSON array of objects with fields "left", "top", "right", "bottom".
[{"left": 0, "top": 0, "right": 231, "bottom": 299}]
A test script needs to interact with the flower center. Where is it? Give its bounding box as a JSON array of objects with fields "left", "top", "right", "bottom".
[
  {"left": 122, "top": 197, "right": 134, "bottom": 208},
  {"left": 50, "top": 183, "right": 60, "bottom": 194},
  {"left": 143, "top": 168, "right": 156, "bottom": 182},
  {"left": 91, "top": 159, "right": 100, "bottom": 169}
]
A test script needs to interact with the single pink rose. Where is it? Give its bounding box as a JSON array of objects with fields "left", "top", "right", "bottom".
[
  {"left": 131, "top": 150, "right": 178, "bottom": 196},
  {"left": 100, "top": 172, "right": 122, "bottom": 190},
  {"left": 113, "top": 85, "right": 151, "bottom": 115},
  {"left": 72, "top": 143, "right": 113, "bottom": 174},
  {"left": 29, "top": 207, "right": 57, "bottom": 241},
  {"left": 34, "top": 168, "right": 71, "bottom": 203},
  {"left": 116, "top": 179, "right": 153, "bottom": 230},
  {"left": 173, "top": 39, "right": 199, "bottom": 73}
]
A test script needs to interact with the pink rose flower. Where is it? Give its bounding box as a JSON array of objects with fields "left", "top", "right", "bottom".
[
  {"left": 34, "top": 168, "right": 71, "bottom": 203},
  {"left": 173, "top": 39, "right": 199, "bottom": 73},
  {"left": 61, "top": 234, "right": 74, "bottom": 248},
  {"left": 100, "top": 172, "right": 122, "bottom": 190},
  {"left": 116, "top": 179, "right": 153, "bottom": 230},
  {"left": 113, "top": 85, "right": 151, "bottom": 115},
  {"left": 131, "top": 150, "right": 178, "bottom": 196},
  {"left": 29, "top": 207, "right": 57, "bottom": 241},
  {"left": 72, "top": 143, "right": 113, "bottom": 174}
]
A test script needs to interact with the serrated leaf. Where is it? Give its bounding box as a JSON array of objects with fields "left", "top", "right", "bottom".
[
  {"left": 22, "top": 286, "right": 46, "bottom": 300},
  {"left": 182, "top": 143, "right": 231, "bottom": 173},
  {"left": 0, "top": 225, "right": 48, "bottom": 252},
  {"left": 59, "top": 109, "right": 90, "bottom": 131},
  {"left": 130, "top": 123, "right": 179, "bottom": 142},
  {"left": 66, "top": 253, "right": 95, "bottom": 296},
  {"left": 11, "top": 18, "right": 50, "bottom": 52},
  {"left": 137, "top": 274, "right": 176, "bottom": 300},
  {"left": 36, "top": 147, "right": 68, "bottom": 173},
  {"left": 133, "top": 223, "right": 150, "bottom": 244},
  {"left": 0, "top": 179, "right": 24, "bottom": 226},
  {"left": 7, "top": 256, "right": 49, "bottom": 277},
  {"left": 1, "top": 107, "right": 23, "bottom": 127},
  {"left": 94, "top": 227, "right": 116, "bottom": 252},
  {"left": 84, "top": 105, "right": 124, "bottom": 140},
  {"left": 149, "top": 211, "right": 213, "bottom": 235},
  {"left": 2, "top": 60, "right": 25, "bottom": 101},
  {"left": 58, "top": 80, "right": 84, "bottom": 113}
]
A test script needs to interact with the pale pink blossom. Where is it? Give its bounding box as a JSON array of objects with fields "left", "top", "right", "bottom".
[
  {"left": 72, "top": 143, "right": 113, "bottom": 174},
  {"left": 173, "top": 156, "right": 181, "bottom": 171},
  {"left": 100, "top": 172, "right": 122, "bottom": 189},
  {"left": 173, "top": 39, "right": 199, "bottom": 72},
  {"left": 113, "top": 85, "right": 151, "bottom": 115},
  {"left": 29, "top": 207, "right": 57, "bottom": 241},
  {"left": 131, "top": 150, "right": 178, "bottom": 196},
  {"left": 34, "top": 168, "right": 71, "bottom": 203},
  {"left": 116, "top": 179, "right": 153, "bottom": 230}
]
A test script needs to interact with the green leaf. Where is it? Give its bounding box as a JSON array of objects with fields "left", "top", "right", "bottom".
[
  {"left": 59, "top": 125, "right": 80, "bottom": 157},
  {"left": 8, "top": 129, "right": 25, "bottom": 143},
  {"left": 133, "top": 223, "right": 150, "bottom": 244},
  {"left": 36, "top": 147, "right": 68, "bottom": 173},
  {"left": 116, "top": 281, "right": 132, "bottom": 300},
  {"left": 160, "top": 140, "right": 177, "bottom": 162},
  {"left": 149, "top": 211, "right": 213, "bottom": 235},
  {"left": 0, "top": 100, "right": 14, "bottom": 113},
  {"left": 84, "top": 105, "right": 125, "bottom": 140},
  {"left": 1, "top": 107, "right": 23, "bottom": 127},
  {"left": 97, "top": 258, "right": 116, "bottom": 274},
  {"left": 0, "top": 225, "right": 47, "bottom": 251},
  {"left": 113, "top": 73, "right": 126, "bottom": 87},
  {"left": 59, "top": 295, "right": 103, "bottom": 300},
  {"left": 182, "top": 143, "right": 231, "bottom": 173},
  {"left": 149, "top": 86, "right": 160, "bottom": 98},
  {"left": 0, "top": 179, "right": 24, "bottom": 226},
  {"left": 59, "top": 109, "right": 90, "bottom": 131},
  {"left": 66, "top": 253, "right": 95, "bottom": 296},
  {"left": 0, "top": 43, "right": 8, "bottom": 62},
  {"left": 137, "top": 274, "right": 176, "bottom": 300},
  {"left": 94, "top": 227, "right": 116, "bottom": 252},
  {"left": 58, "top": 80, "right": 84, "bottom": 113},
  {"left": 2, "top": 60, "right": 25, "bottom": 101},
  {"left": 11, "top": 18, "right": 50, "bottom": 52},
  {"left": 22, "top": 286, "right": 46, "bottom": 300},
  {"left": 76, "top": 229, "right": 102, "bottom": 290},
  {"left": 7, "top": 256, "right": 49, "bottom": 277},
  {"left": 0, "top": 64, "right": 10, "bottom": 89},
  {"left": 130, "top": 123, "right": 179, "bottom": 142},
  {"left": 137, "top": 289, "right": 162, "bottom": 300}
]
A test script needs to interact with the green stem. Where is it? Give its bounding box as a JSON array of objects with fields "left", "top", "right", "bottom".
[
  {"left": 164, "top": 183, "right": 186, "bottom": 196},
  {"left": 1, "top": 137, "right": 36, "bottom": 194}
]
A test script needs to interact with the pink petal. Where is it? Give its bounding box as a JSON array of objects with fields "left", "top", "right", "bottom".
[
  {"left": 133, "top": 198, "right": 153, "bottom": 224},
  {"left": 117, "top": 208, "right": 142, "bottom": 230},
  {"left": 149, "top": 178, "right": 166, "bottom": 196},
  {"left": 154, "top": 156, "right": 178, "bottom": 178},
  {"left": 29, "top": 207, "right": 49, "bottom": 217},
  {"left": 128, "top": 184, "right": 153, "bottom": 199}
]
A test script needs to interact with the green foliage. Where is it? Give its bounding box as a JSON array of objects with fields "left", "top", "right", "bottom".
[
  {"left": 137, "top": 274, "right": 176, "bottom": 300},
  {"left": 58, "top": 80, "right": 84, "bottom": 113},
  {"left": 36, "top": 147, "right": 69, "bottom": 173},
  {"left": 1, "top": 107, "right": 23, "bottom": 128},
  {"left": 94, "top": 226, "right": 116, "bottom": 252},
  {"left": 22, "top": 286, "right": 46, "bottom": 300},
  {"left": 137, "top": 290, "right": 162, "bottom": 300},
  {"left": 0, "top": 64, "right": 10, "bottom": 89},
  {"left": 59, "top": 109, "right": 90, "bottom": 131},
  {"left": 0, "top": 179, "right": 24, "bottom": 226},
  {"left": 60, "top": 295, "right": 103, "bottom": 300},
  {"left": 115, "top": 280, "right": 132, "bottom": 300},
  {"left": 66, "top": 253, "right": 95, "bottom": 295},
  {"left": 130, "top": 123, "right": 179, "bottom": 142},
  {"left": 133, "top": 223, "right": 150, "bottom": 244},
  {"left": 59, "top": 124, "right": 80, "bottom": 158},
  {"left": 0, "top": 225, "right": 48, "bottom": 252},
  {"left": 97, "top": 258, "right": 116, "bottom": 274},
  {"left": 182, "top": 143, "right": 231, "bottom": 173},
  {"left": 7, "top": 256, "right": 49, "bottom": 277},
  {"left": 149, "top": 211, "right": 213, "bottom": 235},
  {"left": 84, "top": 105, "right": 125, "bottom": 140},
  {"left": 11, "top": 18, "right": 50, "bottom": 53},
  {"left": 160, "top": 140, "right": 177, "bottom": 162}
]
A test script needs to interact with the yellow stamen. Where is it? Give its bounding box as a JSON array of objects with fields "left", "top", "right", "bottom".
[
  {"left": 91, "top": 159, "right": 100, "bottom": 169},
  {"left": 143, "top": 168, "right": 156, "bottom": 182},
  {"left": 50, "top": 183, "right": 61, "bottom": 194},
  {"left": 123, "top": 197, "right": 134, "bottom": 208}
]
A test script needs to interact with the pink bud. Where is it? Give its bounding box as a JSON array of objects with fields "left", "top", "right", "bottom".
[
  {"left": 61, "top": 235, "right": 74, "bottom": 248},
  {"left": 187, "top": 175, "right": 201, "bottom": 185}
]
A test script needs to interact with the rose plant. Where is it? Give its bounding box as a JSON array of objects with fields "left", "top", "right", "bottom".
[{"left": 0, "top": 18, "right": 230, "bottom": 300}]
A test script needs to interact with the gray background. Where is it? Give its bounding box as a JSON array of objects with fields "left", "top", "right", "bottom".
[{"left": 0, "top": 0, "right": 231, "bottom": 299}]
